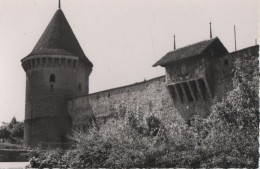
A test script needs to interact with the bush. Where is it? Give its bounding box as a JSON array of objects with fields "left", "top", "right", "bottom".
[
  {"left": 27, "top": 147, "right": 71, "bottom": 168},
  {"left": 68, "top": 118, "right": 168, "bottom": 168},
  {"left": 198, "top": 53, "right": 259, "bottom": 168},
  {"left": 0, "top": 117, "right": 24, "bottom": 145}
]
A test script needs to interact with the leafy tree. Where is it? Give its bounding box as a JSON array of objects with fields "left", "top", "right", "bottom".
[
  {"left": 199, "top": 52, "right": 259, "bottom": 168},
  {"left": 11, "top": 122, "right": 24, "bottom": 138},
  {"left": 9, "top": 117, "right": 17, "bottom": 128},
  {"left": 0, "top": 125, "right": 11, "bottom": 142},
  {"left": 0, "top": 116, "right": 24, "bottom": 144}
]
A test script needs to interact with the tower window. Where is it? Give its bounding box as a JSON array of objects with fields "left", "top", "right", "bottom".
[{"left": 50, "top": 74, "right": 55, "bottom": 82}]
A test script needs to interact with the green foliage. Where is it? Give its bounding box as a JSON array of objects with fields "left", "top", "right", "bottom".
[
  {"left": 0, "top": 116, "right": 24, "bottom": 145},
  {"left": 0, "top": 126, "right": 11, "bottom": 141},
  {"left": 68, "top": 119, "right": 167, "bottom": 168},
  {"left": 196, "top": 53, "right": 259, "bottom": 168},
  {"left": 27, "top": 147, "right": 70, "bottom": 168}
]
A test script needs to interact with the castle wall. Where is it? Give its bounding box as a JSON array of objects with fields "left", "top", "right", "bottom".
[
  {"left": 213, "top": 45, "right": 259, "bottom": 101},
  {"left": 68, "top": 45, "right": 258, "bottom": 129},
  {"left": 68, "top": 76, "right": 185, "bottom": 129}
]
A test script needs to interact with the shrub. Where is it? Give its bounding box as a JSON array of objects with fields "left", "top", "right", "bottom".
[
  {"left": 0, "top": 117, "right": 24, "bottom": 145},
  {"left": 27, "top": 147, "right": 71, "bottom": 168}
]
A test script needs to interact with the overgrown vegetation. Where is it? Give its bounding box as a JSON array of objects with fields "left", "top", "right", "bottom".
[
  {"left": 0, "top": 117, "right": 24, "bottom": 145},
  {"left": 27, "top": 54, "right": 259, "bottom": 168}
]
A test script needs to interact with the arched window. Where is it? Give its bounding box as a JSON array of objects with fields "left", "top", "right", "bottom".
[{"left": 50, "top": 74, "right": 55, "bottom": 82}]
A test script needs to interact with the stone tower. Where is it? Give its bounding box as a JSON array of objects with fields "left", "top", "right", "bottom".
[{"left": 21, "top": 8, "right": 93, "bottom": 148}]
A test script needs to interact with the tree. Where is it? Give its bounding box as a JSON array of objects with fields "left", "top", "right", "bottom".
[
  {"left": 0, "top": 116, "right": 24, "bottom": 144},
  {"left": 0, "top": 125, "right": 11, "bottom": 142},
  {"left": 11, "top": 122, "right": 24, "bottom": 138},
  {"left": 200, "top": 52, "right": 259, "bottom": 168}
]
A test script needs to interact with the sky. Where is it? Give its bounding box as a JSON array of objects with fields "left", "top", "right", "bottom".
[{"left": 0, "top": 0, "right": 258, "bottom": 123}]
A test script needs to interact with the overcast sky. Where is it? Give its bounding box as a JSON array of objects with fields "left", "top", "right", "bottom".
[{"left": 0, "top": 0, "right": 258, "bottom": 123}]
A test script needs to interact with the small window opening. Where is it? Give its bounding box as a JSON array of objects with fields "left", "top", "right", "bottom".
[
  {"left": 108, "top": 92, "right": 110, "bottom": 97},
  {"left": 223, "top": 59, "right": 229, "bottom": 66},
  {"left": 50, "top": 74, "right": 55, "bottom": 82},
  {"left": 78, "top": 83, "right": 81, "bottom": 91}
]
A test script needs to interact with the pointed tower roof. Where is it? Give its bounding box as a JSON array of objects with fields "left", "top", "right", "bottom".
[{"left": 24, "top": 9, "right": 93, "bottom": 67}]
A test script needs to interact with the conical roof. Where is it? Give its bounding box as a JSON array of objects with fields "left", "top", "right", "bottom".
[{"left": 25, "top": 9, "right": 93, "bottom": 67}]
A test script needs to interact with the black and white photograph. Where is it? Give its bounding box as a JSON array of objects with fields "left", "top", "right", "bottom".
[{"left": 0, "top": 0, "right": 259, "bottom": 168}]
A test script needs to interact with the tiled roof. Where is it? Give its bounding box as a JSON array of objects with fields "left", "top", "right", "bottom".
[
  {"left": 153, "top": 37, "right": 226, "bottom": 67},
  {"left": 24, "top": 9, "right": 93, "bottom": 67}
]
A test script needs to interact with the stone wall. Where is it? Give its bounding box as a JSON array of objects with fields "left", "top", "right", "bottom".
[
  {"left": 68, "top": 76, "right": 186, "bottom": 130},
  {"left": 68, "top": 45, "right": 259, "bottom": 129},
  {"left": 213, "top": 45, "right": 259, "bottom": 102}
]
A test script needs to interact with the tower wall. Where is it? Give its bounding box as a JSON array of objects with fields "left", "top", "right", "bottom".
[{"left": 22, "top": 55, "right": 91, "bottom": 147}]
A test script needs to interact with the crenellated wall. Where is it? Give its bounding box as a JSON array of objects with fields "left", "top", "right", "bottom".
[{"left": 68, "top": 45, "right": 259, "bottom": 129}]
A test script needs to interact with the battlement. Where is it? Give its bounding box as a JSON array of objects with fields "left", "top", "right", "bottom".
[{"left": 21, "top": 55, "right": 79, "bottom": 71}]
